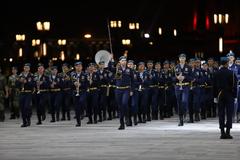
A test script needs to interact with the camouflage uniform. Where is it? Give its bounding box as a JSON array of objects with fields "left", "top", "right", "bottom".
[
  {"left": 0, "top": 72, "right": 7, "bottom": 121},
  {"left": 8, "top": 74, "right": 20, "bottom": 119}
]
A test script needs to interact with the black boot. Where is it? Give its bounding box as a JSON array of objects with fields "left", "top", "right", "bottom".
[
  {"left": 118, "top": 118, "right": 125, "bottom": 130},
  {"left": 195, "top": 113, "right": 200, "bottom": 122},
  {"left": 126, "top": 117, "right": 132, "bottom": 126},
  {"left": 134, "top": 114, "right": 138, "bottom": 126},
  {"left": 27, "top": 117, "right": 31, "bottom": 126},
  {"left": 61, "top": 113, "right": 66, "bottom": 121},
  {"left": 225, "top": 128, "right": 233, "bottom": 139},
  {"left": 138, "top": 114, "right": 143, "bottom": 123},
  {"left": 0, "top": 111, "right": 5, "bottom": 122},
  {"left": 76, "top": 117, "right": 81, "bottom": 127},
  {"left": 36, "top": 115, "right": 42, "bottom": 125},
  {"left": 103, "top": 112, "right": 107, "bottom": 121},
  {"left": 147, "top": 113, "right": 151, "bottom": 121},
  {"left": 178, "top": 115, "right": 184, "bottom": 126},
  {"left": 98, "top": 114, "right": 103, "bottom": 122},
  {"left": 94, "top": 115, "right": 98, "bottom": 124},
  {"left": 188, "top": 114, "right": 194, "bottom": 123},
  {"left": 67, "top": 111, "right": 71, "bottom": 120},
  {"left": 50, "top": 114, "right": 56, "bottom": 123},
  {"left": 237, "top": 113, "right": 240, "bottom": 123},
  {"left": 142, "top": 114, "right": 146, "bottom": 123},
  {"left": 56, "top": 112, "right": 60, "bottom": 121},
  {"left": 21, "top": 119, "right": 28, "bottom": 127},
  {"left": 87, "top": 116, "right": 93, "bottom": 124},
  {"left": 220, "top": 128, "right": 227, "bottom": 139},
  {"left": 10, "top": 114, "right": 16, "bottom": 119}
]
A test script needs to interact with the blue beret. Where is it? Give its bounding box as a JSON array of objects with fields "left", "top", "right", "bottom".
[
  {"left": 138, "top": 62, "right": 145, "bottom": 65},
  {"left": 236, "top": 57, "right": 240, "bottom": 61},
  {"left": 62, "top": 63, "right": 68, "bottom": 67},
  {"left": 207, "top": 57, "right": 214, "bottom": 61},
  {"left": 12, "top": 66, "right": 18, "bottom": 70},
  {"left": 119, "top": 56, "right": 127, "bottom": 61},
  {"left": 220, "top": 57, "right": 229, "bottom": 63},
  {"left": 163, "top": 60, "right": 169, "bottom": 64},
  {"left": 227, "top": 51, "right": 235, "bottom": 57},
  {"left": 189, "top": 58, "right": 195, "bottom": 62},
  {"left": 74, "top": 61, "right": 82, "bottom": 66},
  {"left": 88, "top": 63, "right": 96, "bottom": 67},
  {"left": 195, "top": 57, "right": 201, "bottom": 61},
  {"left": 179, "top": 53, "right": 186, "bottom": 58},
  {"left": 24, "top": 63, "right": 31, "bottom": 67},
  {"left": 128, "top": 60, "right": 134, "bottom": 64},
  {"left": 37, "top": 63, "right": 44, "bottom": 67},
  {"left": 155, "top": 61, "right": 161, "bottom": 65},
  {"left": 147, "top": 60, "right": 153, "bottom": 64},
  {"left": 51, "top": 66, "right": 58, "bottom": 70}
]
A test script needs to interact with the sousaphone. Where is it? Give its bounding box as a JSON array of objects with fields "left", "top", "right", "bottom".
[{"left": 95, "top": 50, "right": 111, "bottom": 68}]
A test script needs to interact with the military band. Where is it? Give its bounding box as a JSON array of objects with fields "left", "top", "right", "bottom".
[{"left": 1, "top": 51, "right": 240, "bottom": 139}]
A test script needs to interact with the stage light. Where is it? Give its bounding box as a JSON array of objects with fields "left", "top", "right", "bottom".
[
  {"left": 9, "top": 58, "right": 13, "bottom": 62},
  {"left": 149, "top": 42, "right": 153, "bottom": 45}
]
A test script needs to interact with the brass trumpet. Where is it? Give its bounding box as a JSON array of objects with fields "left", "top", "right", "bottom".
[
  {"left": 115, "top": 63, "right": 122, "bottom": 79},
  {"left": 75, "top": 77, "right": 80, "bottom": 96}
]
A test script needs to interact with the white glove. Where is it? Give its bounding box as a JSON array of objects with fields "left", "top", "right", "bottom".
[
  {"left": 130, "top": 91, "right": 133, "bottom": 96},
  {"left": 214, "top": 98, "right": 218, "bottom": 103},
  {"left": 234, "top": 98, "right": 238, "bottom": 104}
]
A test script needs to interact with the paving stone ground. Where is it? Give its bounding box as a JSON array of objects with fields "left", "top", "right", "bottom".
[{"left": 1, "top": 112, "right": 240, "bottom": 160}]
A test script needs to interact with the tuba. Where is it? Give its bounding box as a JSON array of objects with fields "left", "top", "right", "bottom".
[{"left": 95, "top": 50, "right": 111, "bottom": 68}]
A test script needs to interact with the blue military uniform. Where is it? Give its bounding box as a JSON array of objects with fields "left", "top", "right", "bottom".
[
  {"left": 86, "top": 63, "right": 100, "bottom": 124},
  {"left": 160, "top": 61, "right": 174, "bottom": 119},
  {"left": 205, "top": 60, "right": 218, "bottom": 118},
  {"left": 137, "top": 62, "right": 151, "bottom": 123},
  {"left": 49, "top": 66, "right": 63, "bottom": 122},
  {"left": 97, "top": 61, "right": 110, "bottom": 121},
  {"left": 227, "top": 51, "right": 240, "bottom": 122},
  {"left": 60, "top": 63, "right": 72, "bottom": 121},
  {"left": 115, "top": 56, "right": 134, "bottom": 130},
  {"left": 213, "top": 57, "right": 237, "bottom": 139},
  {"left": 17, "top": 63, "right": 35, "bottom": 127},
  {"left": 129, "top": 66, "right": 140, "bottom": 125},
  {"left": 34, "top": 63, "right": 50, "bottom": 125},
  {"left": 71, "top": 62, "right": 88, "bottom": 127},
  {"left": 174, "top": 54, "right": 192, "bottom": 126},
  {"left": 191, "top": 61, "right": 205, "bottom": 122},
  {"left": 146, "top": 60, "right": 155, "bottom": 121}
]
